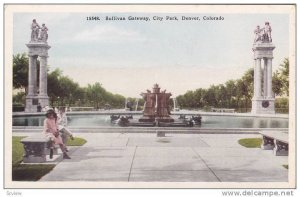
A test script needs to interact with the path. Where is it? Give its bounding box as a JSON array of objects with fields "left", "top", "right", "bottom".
[{"left": 36, "top": 133, "right": 288, "bottom": 182}]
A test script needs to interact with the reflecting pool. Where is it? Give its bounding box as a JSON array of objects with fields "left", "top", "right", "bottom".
[{"left": 13, "top": 114, "right": 288, "bottom": 128}]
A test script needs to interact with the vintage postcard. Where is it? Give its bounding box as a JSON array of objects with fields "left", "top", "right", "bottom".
[{"left": 4, "top": 4, "right": 296, "bottom": 189}]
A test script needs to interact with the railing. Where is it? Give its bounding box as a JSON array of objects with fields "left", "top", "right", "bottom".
[
  {"left": 211, "top": 108, "right": 235, "bottom": 113},
  {"left": 69, "top": 107, "right": 95, "bottom": 111},
  {"left": 235, "top": 108, "right": 252, "bottom": 113}
]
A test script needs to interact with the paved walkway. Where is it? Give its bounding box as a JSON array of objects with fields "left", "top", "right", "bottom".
[{"left": 29, "top": 133, "right": 288, "bottom": 182}]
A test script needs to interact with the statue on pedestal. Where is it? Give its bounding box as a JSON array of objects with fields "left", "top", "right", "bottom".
[
  {"left": 39, "top": 24, "right": 48, "bottom": 42},
  {"left": 30, "top": 19, "right": 48, "bottom": 43},
  {"left": 262, "top": 22, "right": 272, "bottom": 42},
  {"left": 26, "top": 19, "right": 51, "bottom": 112},
  {"left": 31, "top": 19, "right": 40, "bottom": 42},
  {"left": 254, "top": 25, "right": 262, "bottom": 43},
  {"left": 254, "top": 22, "right": 272, "bottom": 43}
]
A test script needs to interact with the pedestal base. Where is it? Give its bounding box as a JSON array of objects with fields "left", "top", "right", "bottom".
[
  {"left": 139, "top": 116, "right": 155, "bottom": 122},
  {"left": 156, "top": 117, "right": 174, "bottom": 123},
  {"left": 37, "top": 95, "right": 49, "bottom": 108},
  {"left": 25, "top": 95, "right": 49, "bottom": 112},
  {"left": 251, "top": 98, "right": 275, "bottom": 114},
  {"left": 139, "top": 116, "right": 174, "bottom": 123},
  {"left": 25, "top": 95, "right": 39, "bottom": 112}
]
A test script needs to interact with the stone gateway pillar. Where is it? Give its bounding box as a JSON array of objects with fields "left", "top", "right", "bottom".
[
  {"left": 251, "top": 22, "right": 275, "bottom": 114},
  {"left": 25, "top": 19, "right": 50, "bottom": 112}
]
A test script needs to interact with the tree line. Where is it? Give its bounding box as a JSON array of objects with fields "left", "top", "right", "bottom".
[
  {"left": 13, "top": 53, "right": 125, "bottom": 109},
  {"left": 176, "top": 58, "right": 289, "bottom": 112},
  {"left": 13, "top": 53, "right": 289, "bottom": 112}
]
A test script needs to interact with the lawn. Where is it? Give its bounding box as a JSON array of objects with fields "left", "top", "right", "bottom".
[
  {"left": 12, "top": 136, "right": 86, "bottom": 181},
  {"left": 238, "top": 138, "right": 262, "bottom": 148},
  {"left": 66, "top": 136, "right": 87, "bottom": 146}
]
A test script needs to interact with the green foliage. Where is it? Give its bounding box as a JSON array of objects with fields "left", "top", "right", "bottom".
[
  {"left": 12, "top": 136, "right": 87, "bottom": 181},
  {"left": 279, "top": 58, "right": 289, "bottom": 96},
  {"left": 275, "top": 97, "right": 289, "bottom": 113},
  {"left": 84, "top": 82, "right": 125, "bottom": 109},
  {"left": 275, "top": 97, "right": 289, "bottom": 108},
  {"left": 273, "top": 58, "right": 289, "bottom": 96},
  {"left": 12, "top": 164, "right": 56, "bottom": 181},
  {"left": 238, "top": 138, "right": 262, "bottom": 148},
  {"left": 272, "top": 70, "right": 284, "bottom": 96},
  {"left": 176, "top": 58, "right": 289, "bottom": 111},
  {"left": 13, "top": 53, "right": 29, "bottom": 91},
  {"left": 13, "top": 92, "right": 26, "bottom": 105},
  {"left": 47, "top": 68, "right": 63, "bottom": 106},
  {"left": 13, "top": 52, "right": 288, "bottom": 111},
  {"left": 66, "top": 137, "right": 87, "bottom": 146},
  {"left": 12, "top": 136, "right": 26, "bottom": 166},
  {"left": 177, "top": 68, "right": 254, "bottom": 109},
  {"left": 12, "top": 136, "right": 55, "bottom": 181},
  {"left": 13, "top": 53, "right": 126, "bottom": 109}
]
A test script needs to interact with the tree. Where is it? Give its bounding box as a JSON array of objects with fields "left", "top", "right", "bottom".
[
  {"left": 86, "top": 82, "right": 106, "bottom": 109},
  {"left": 58, "top": 76, "right": 79, "bottom": 106},
  {"left": 13, "top": 53, "right": 41, "bottom": 93},
  {"left": 279, "top": 58, "right": 289, "bottom": 96},
  {"left": 13, "top": 53, "right": 28, "bottom": 92},
  {"left": 13, "top": 92, "right": 26, "bottom": 104},
  {"left": 48, "top": 69, "right": 63, "bottom": 106},
  {"left": 225, "top": 80, "right": 237, "bottom": 108},
  {"left": 203, "top": 85, "right": 218, "bottom": 107},
  {"left": 238, "top": 68, "right": 254, "bottom": 109},
  {"left": 272, "top": 70, "right": 284, "bottom": 96},
  {"left": 242, "top": 68, "right": 254, "bottom": 91}
]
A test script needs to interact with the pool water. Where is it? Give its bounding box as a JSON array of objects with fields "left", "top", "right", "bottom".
[{"left": 13, "top": 114, "right": 288, "bottom": 128}]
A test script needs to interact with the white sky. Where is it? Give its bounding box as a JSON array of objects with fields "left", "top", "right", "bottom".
[{"left": 13, "top": 12, "right": 289, "bottom": 97}]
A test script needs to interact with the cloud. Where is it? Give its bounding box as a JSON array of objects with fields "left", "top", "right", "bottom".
[{"left": 70, "top": 25, "right": 146, "bottom": 43}]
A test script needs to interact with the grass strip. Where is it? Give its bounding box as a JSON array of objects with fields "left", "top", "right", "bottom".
[
  {"left": 238, "top": 138, "right": 262, "bottom": 148},
  {"left": 283, "top": 165, "right": 288, "bottom": 169},
  {"left": 12, "top": 136, "right": 86, "bottom": 181},
  {"left": 66, "top": 137, "right": 87, "bottom": 146}
]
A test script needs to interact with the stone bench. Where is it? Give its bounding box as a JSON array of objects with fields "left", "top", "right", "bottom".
[
  {"left": 260, "top": 130, "right": 288, "bottom": 156},
  {"left": 20, "top": 134, "right": 59, "bottom": 163}
]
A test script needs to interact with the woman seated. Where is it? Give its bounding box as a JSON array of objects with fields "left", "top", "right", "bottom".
[{"left": 43, "top": 109, "right": 71, "bottom": 159}]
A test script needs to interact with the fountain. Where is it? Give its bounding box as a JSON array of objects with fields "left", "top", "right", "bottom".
[
  {"left": 173, "top": 97, "right": 180, "bottom": 111},
  {"left": 114, "top": 84, "right": 195, "bottom": 127},
  {"left": 139, "top": 84, "right": 174, "bottom": 123}
]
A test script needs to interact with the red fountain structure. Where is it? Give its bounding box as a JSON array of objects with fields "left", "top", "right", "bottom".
[{"left": 139, "top": 84, "right": 174, "bottom": 123}]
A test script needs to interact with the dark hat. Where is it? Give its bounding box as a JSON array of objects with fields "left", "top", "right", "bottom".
[{"left": 46, "top": 109, "right": 55, "bottom": 117}]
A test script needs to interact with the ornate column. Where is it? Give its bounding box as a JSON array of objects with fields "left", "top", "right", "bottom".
[
  {"left": 39, "top": 56, "right": 48, "bottom": 96},
  {"left": 25, "top": 19, "right": 50, "bottom": 112},
  {"left": 32, "top": 56, "right": 38, "bottom": 95},
  {"left": 251, "top": 22, "right": 275, "bottom": 114},
  {"left": 263, "top": 58, "right": 268, "bottom": 98},
  {"left": 267, "top": 58, "right": 273, "bottom": 98},
  {"left": 254, "top": 58, "right": 262, "bottom": 98},
  {"left": 27, "top": 55, "right": 35, "bottom": 96}
]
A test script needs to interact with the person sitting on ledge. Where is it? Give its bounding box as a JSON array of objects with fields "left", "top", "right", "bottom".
[
  {"left": 43, "top": 109, "right": 71, "bottom": 159},
  {"left": 57, "top": 106, "right": 74, "bottom": 151}
]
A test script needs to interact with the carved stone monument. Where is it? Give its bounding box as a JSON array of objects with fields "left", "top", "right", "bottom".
[
  {"left": 139, "top": 84, "right": 174, "bottom": 123},
  {"left": 252, "top": 22, "right": 275, "bottom": 114},
  {"left": 25, "top": 19, "right": 50, "bottom": 112}
]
